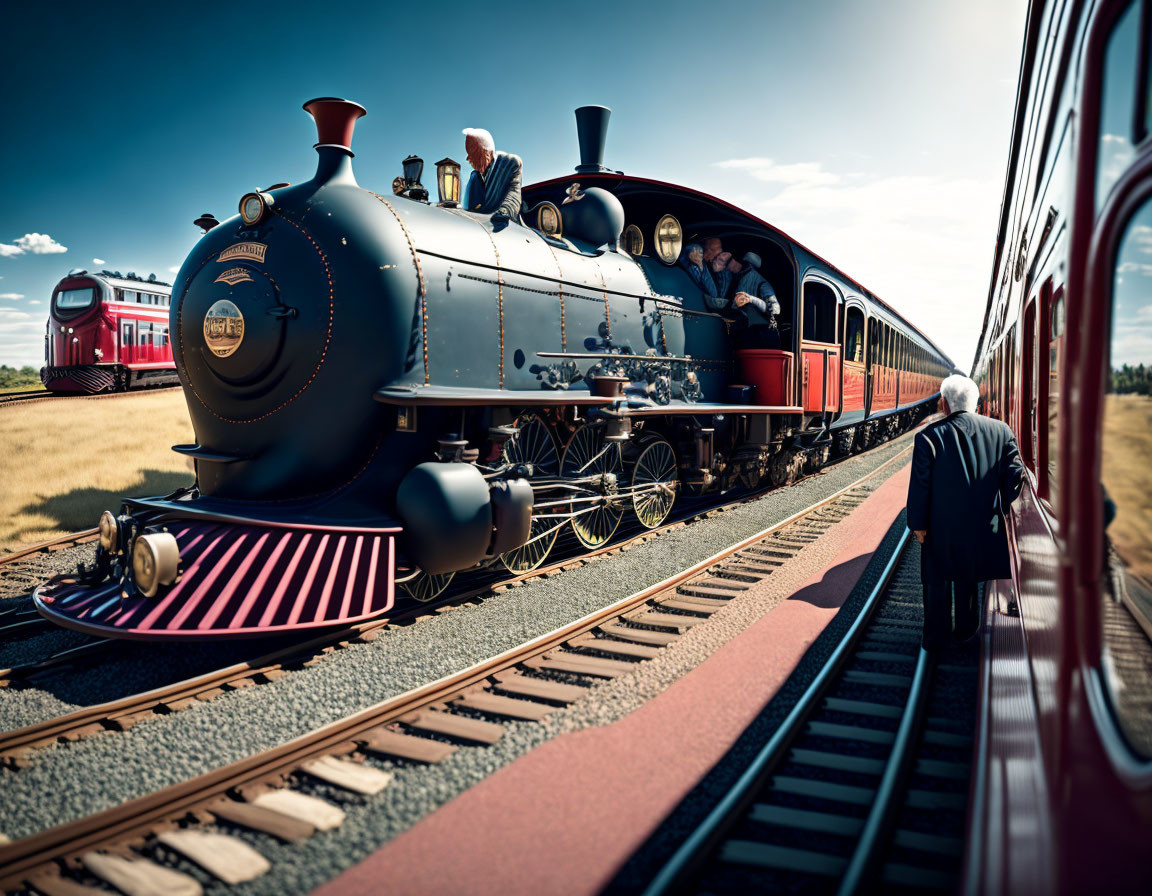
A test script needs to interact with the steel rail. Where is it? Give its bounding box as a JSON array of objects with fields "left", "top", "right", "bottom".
[
  {"left": 0, "top": 444, "right": 916, "bottom": 887},
  {"left": 642, "top": 528, "right": 912, "bottom": 896},
  {"left": 0, "top": 530, "right": 98, "bottom": 568},
  {"left": 836, "top": 643, "right": 933, "bottom": 895}
]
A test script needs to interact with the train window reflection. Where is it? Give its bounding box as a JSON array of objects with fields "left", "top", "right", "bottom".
[
  {"left": 56, "top": 288, "right": 94, "bottom": 310},
  {"left": 1096, "top": 0, "right": 1139, "bottom": 213},
  {"left": 1101, "top": 198, "right": 1152, "bottom": 758}
]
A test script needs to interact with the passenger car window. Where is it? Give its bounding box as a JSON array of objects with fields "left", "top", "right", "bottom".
[
  {"left": 1097, "top": 0, "right": 1140, "bottom": 213},
  {"left": 1101, "top": 198, "right": 1152, "bottom": 758}
]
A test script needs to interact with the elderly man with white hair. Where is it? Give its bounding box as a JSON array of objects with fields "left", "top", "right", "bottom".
[
  {"left": 906, "top": 374, "right": 1025, "bottom": 650},
  {"left": 462, "top": 127, "right": 523, "bottom": 222}
]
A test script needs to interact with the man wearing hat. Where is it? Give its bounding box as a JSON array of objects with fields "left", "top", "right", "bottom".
[
  {"left": 730, "top": 252, "right": 781, "bottom": 349},
  {"left": 462, "top": 127, "right": 523, "bottom": 222}
]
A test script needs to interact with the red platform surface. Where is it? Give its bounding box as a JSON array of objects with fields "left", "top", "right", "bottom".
[{"left": 315, "top": 465, "right": 913, "bottom": 896}]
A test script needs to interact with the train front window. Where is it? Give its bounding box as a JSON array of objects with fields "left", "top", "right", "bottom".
[
  {"left": 1101, "top": 198, "right": 1152, "bottom": 758},
  {"left": 56, "top": 287, "right": 94, "bottom": 310}
]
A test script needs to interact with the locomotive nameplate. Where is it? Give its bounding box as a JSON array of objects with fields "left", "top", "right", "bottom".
[
  {"left": 214, "top": 267, "right": 254, "bottom": 286},
  {"left": 217, "top": 242, "right": 267, "bottom": 264},
  {"left": 203, "top": 300, "right": 245, "bottom": 358}
]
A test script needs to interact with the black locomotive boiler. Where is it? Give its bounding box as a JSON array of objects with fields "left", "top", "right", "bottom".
[{"left": 34, "top": 98, "right": 952, "bottom": 640}]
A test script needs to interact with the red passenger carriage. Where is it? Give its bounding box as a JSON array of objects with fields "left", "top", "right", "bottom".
[
  {"left": 968, "top": 0, "right": 1152, "bottom": 889},
  {"left": 41, "top": 270, "right": 178, "bottom": 393}
]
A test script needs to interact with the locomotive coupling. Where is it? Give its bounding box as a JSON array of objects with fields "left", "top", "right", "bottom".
[{"left": 396, "top": 462, "right": 533, "bottom": 575}]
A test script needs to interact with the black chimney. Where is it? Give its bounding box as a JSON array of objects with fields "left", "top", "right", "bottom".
[{"left": 574, "top": 105, "right": 612, "bottom": 173}]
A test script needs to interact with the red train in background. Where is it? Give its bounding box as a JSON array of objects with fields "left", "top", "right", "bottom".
[
  {"left": 41, "top": 270, "right": 178, "bottom": 393},
  {"left": 967, "top": 0, "right": 1151, "bottom": 891}
]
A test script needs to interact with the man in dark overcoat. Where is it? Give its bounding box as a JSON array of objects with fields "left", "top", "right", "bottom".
[
  {"left": 906, "top": 374, "right": 1025, "bottom": 649},
  {"left": 462, "top": 127, "right": 523, "bottom": 222}
]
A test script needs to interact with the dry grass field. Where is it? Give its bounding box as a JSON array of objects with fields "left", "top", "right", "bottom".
[
  {"left": 0, "top": 390, "right": 195, "bottom": 551},
  {"left": 1102, "top": 393, "right": 1152, "bottom": 586}
]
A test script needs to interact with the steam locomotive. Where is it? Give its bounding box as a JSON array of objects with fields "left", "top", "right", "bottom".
[
  {"left": 41, "top": 270, "right": 177, "bottom": 393},
  {"left": 34, "top": 97, "right": 952, "bottom": 640}
]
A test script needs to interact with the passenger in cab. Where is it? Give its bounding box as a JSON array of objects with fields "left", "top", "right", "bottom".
[
  {"left": 462, "top": 127, "right": 523, "bottom": 222},
  {"left": 679, "top": 243, "right": 727, "bottom": 309},
  {"left": 730, "top": 252, "right": 781, "bottom": 349},
  {"left": 703, "top": 237, "right": 734, "bottom": 297}
]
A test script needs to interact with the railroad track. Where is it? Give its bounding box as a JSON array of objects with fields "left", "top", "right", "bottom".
[
  {"left": 0, "top": 384, "right": 180, "bottom": 408},
  {"left": 0, "top": 437, "right": 919, "bottom": 767},
  {"left": 0, "top": 439, "right": 914, "bottom": 894},
  {"left": 642, "top": 532, "right": 979, "bottom": 896},
  {"left": 0, "top": 530, "right": 99, "bottom": 604}
]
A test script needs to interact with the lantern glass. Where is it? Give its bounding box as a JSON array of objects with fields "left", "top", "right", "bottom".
[
  {"left": 436, "top": 157, "right": 461, "bottom": 206},
  {"left": 402, "top": 155, "right": 424, "bottom": 186}
]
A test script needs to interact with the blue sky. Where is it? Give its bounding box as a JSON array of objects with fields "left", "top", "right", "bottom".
[{"left": 0, "top": 0, "right": 1027, "bottom": 369}]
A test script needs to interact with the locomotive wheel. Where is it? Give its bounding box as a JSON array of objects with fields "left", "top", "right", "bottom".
[
  {"left": 561, "top": 422, "right": 624, "bottom": 550},
  {"left": 401, "top": 569, "right": 455, "bottom": 603},
  {"left": 631, "top": 436, "right": 678, "bottom": 529},
  {"left": 499, "top": 414, "right": 561, "bottom": 574}
]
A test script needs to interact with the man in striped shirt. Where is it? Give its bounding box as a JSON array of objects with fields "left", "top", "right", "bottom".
[{"left": 462, "top": 127, "right": 523, "bottom": 222}]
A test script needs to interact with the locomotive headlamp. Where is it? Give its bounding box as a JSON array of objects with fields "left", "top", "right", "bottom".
[
  {"left": 131, "top": 531, "right": 180, "bottom": 599},
  {"left": 654, "top": 214, "right": 683, "bottom": 265},
  {"left": 239, "top": 191, "right": 272, "bottom": 226},
  {"left": 435, "top": 158, "right": 461, "bottom": 207},
  {"left": 98, "top": 510, "right": 119, "bottom": 553}
]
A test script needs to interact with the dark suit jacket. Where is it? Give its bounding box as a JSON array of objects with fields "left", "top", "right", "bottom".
[
  {"left": 464, "top": 151, "right": 523, "bottom": 219},
  {"left": 906, "top": 411, "right": 1025, "bottom": 582}
]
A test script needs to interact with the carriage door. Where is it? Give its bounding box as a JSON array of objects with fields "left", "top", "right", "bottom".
[
  {"left": 841, "top": 305, "right": 867, "bottom": 420},
  {"left": 800, "top": 279, "right": 842, "bottom": 414},
  {"left": 120, "top": 321, "right": 135, "bottom": 365}
]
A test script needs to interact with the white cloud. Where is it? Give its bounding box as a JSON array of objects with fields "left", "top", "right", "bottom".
[
  {"left": 168, "top": 266, "right": 180, "bottom": 274},
  {"left": 715, "top": 158, "right": 840, "bottom": 186},
  {"left": 0, "top": 310, "right": 33, "bottom": 321},
  {"left": 0, "top": 293, "right": 25, "bottom": 300},
  {"left": 93, "top": 257, "right": 106, "bottom": 265},
  {"left": 28, "top": 300, "right": 40, "bottom": 305},
  {"left": 710, "top": 157, "right": 1000, "bottom": 365},
  {"left": 0, "top": 232, "right": 69, "bottom": 256}
]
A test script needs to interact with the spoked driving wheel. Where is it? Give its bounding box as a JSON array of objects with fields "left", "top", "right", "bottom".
[
  {"left": 400, "top": 569, "right": 455, "bottom": 603},
  {"left": 499, "top": 414, "right": 561, "bottom": 574},
  {"left": 631, "top": 435, "right": 679, "bottom": 528},
  {"left": 560, "top": 422, "right": 624, "bottom": 549}
]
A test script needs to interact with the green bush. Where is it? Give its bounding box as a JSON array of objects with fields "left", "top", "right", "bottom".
[{"left": 0, "top": 365, "right": 43, "bottom": 390}]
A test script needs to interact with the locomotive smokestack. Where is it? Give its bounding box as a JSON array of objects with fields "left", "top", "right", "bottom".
[
  {"left": 303, "top": 97, "right": 367, "bottom": 186},
  {"left": 574, "top": 105, "right": 612, "bottom": 174}
]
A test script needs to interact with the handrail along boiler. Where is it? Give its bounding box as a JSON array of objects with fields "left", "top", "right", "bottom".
[{"left": 33, "top": 98, "right": 953, "bottom": 640}]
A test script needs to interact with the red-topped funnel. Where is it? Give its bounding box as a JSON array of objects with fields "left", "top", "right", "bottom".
[{"left": 303, "top": 97, "right": 366, "bottom": 153}]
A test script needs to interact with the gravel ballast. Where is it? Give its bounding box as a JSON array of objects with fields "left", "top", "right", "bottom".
[{"left": 0, "top": 432, "right": 916, "bottom": 891}]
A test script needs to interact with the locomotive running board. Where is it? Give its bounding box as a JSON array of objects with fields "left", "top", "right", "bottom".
[
  {"left": 375, "top": 383, "right": 613, "bottom": 406},
  {"left": 33, "top": 518, "right": 397, "bottom": 641}
]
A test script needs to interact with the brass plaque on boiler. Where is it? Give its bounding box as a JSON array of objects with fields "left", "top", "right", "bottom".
[{"left": 203, "top": 300, "right": 245, "bottom": 358}]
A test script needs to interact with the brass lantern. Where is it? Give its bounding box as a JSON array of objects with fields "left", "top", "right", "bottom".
[{"left": 436, "top": 158, "right": 461, "bottom": 207}]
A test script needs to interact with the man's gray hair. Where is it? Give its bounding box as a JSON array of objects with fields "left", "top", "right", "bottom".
[
  {"left": 940, "top": 374, "right": 979, "bottom": 413},
  {"left": 462, "top": 127, "right": 495, "bottom": 151}
]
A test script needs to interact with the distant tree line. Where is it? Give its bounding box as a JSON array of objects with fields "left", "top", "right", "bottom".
[
  {"left": 1110, "top": 363, "right": 1152, "bottom": 395},
  {"left": 0, "top": 365, "right": 41, "bottom": 390}
]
